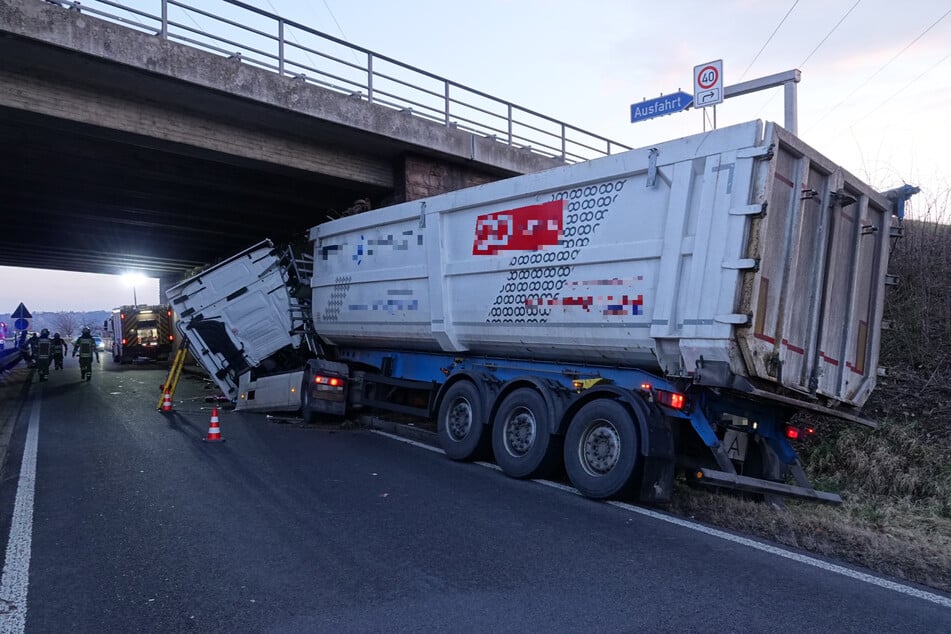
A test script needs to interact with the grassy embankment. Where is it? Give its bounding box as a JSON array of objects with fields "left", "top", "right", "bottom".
[{"left": 668, "top": 205, "right": 951, "bottom": 593}]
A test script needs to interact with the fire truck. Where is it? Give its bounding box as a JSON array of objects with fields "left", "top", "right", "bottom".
[{"left": 106, "top": 305, "right": 174, "bottom": 363}]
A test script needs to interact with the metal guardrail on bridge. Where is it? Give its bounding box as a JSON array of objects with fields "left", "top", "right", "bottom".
[{"left": 48, "top": 0, "right": 631, "bottom": 163}]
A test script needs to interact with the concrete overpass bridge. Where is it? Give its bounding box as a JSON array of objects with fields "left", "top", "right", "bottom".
[{"left": 0, "top": 0, "right": 629, "bottom": 283}]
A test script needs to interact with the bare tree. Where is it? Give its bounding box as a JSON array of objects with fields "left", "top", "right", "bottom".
[{"left": 51, "top": 312, "right": 80, "bottom": 338}]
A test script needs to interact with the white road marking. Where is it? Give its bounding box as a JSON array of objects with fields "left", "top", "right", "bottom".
[
  {"left": 374, "top": 429, "right": 951, "bottom": 609},
  {"left": 601, "top": 497, "right": 951, "bottom": 609},
  {"left": 0, "top": 393, "right": 40, "bottom": 633},
  {"left": 371, "top": 430, "right": 443, "bottom": 453}
]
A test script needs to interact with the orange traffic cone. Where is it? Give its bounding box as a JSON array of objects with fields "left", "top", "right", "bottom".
[
  {"left": 161, "top": 390, "right": 173, "bottom": 412},
  {"left": 202, "top": 407, "right": 225, "bottom": 442}
]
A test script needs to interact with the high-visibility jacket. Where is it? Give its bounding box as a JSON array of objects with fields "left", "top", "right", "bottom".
[
  {"left": 51, "top": 338, "right": 67, "bottom": 357},
  {"left": 76, "top": 337, "right": 94, "bottom": 359},
  {"left": 36, "top": 338, "right": 52, "bottom": 360}
]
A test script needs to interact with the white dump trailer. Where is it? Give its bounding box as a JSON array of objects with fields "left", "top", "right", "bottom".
[{"left": 168, "top": 120, "right": 915, "bottom": 504}]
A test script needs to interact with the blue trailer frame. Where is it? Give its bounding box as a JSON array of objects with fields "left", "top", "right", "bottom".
[{"left": 301, "top": 346, "right": 840, "bottom": 504}]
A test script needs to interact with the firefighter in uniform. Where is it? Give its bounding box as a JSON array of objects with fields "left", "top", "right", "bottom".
[
  {"left": 51, "top": 333, "right": 68, "bottom": 370},
  {"left": 24, "top": 332, "right": 39, "bottom": 367},
  {"left": 72, "top": 327, "right": 100, "bottom": 381},
  {"left": 35, "top": 329, "right": 53, "bottom": 381}
]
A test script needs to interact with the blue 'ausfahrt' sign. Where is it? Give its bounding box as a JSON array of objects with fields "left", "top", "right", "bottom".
[{"left": 630, "top": 91, "right": 692, "bottom": 123}]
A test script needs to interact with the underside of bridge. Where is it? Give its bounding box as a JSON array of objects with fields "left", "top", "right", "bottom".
[
  {"left": 0, "top": 0, "right": 551, "bottom": 280},
  {"left": 0, "top": 105, "right": 384, "bottom": 276}
]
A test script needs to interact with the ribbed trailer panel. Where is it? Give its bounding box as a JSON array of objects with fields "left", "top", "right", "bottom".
[{"left": 309, "top": 122, "right": 894, "bottom": 409}]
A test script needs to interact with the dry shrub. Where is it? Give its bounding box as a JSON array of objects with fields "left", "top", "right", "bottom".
[
  {"left": 670, "top": 482, "right": 951, "bottom": 593},
  {"left": 801, "top": 420, "right": 951, "bottom": 513},
  {"left": 880, "top": 190, "right": 951, "bottom": 371}
]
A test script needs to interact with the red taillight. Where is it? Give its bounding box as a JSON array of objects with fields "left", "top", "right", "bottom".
[
  {"left": 785, "top": 424, "right": 817, "bottom": 439},
  {"left": 168, "top": 335, "right": 174, "bottom": 341},
  {"left": 655, "top": 389, "right": 686, "bottom": 410},
  {"left": 120, "top": 313, "right": 126, "bottom": 320},
  {"left": 121, "top": 338, "right": 127, "bottom": 345},
  {"left": 314, "top": 375, "right": 345, "bottom": 388},
  {"left": 640, "top": 383, "right": 652, "bottom": 391}
]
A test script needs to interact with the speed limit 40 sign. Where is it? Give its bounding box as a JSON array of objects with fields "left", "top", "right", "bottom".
[{"left": 693, "top": 60, "right": 723, "bottom": 108}]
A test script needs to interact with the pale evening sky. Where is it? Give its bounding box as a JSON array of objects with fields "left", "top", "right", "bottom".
[{"left": 2, "top": 0, "right": 948, "bottom": 313}]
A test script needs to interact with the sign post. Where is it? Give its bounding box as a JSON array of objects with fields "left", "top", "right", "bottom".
[{"left": 630, "top": 66, "right": 801, "bottom": 135}]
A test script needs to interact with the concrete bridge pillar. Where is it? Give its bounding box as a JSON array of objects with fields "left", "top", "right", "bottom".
[{"left": 394, "top": 154, "right": 501, "bottom": 203}]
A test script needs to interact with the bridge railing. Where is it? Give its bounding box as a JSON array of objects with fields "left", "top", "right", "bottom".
[{"left": 50, "top": 0, "right": 631, "bottom": 163}]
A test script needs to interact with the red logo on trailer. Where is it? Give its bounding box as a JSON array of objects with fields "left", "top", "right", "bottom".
[{"left": 472, "top": 200, "right": 564, "bottom": 255}]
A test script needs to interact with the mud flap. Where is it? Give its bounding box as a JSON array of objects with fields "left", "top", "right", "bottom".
[
  {"left": 637, "top": 458, "right": 676, "bottom": 504},
  {"left": 636, "top": 403, "right": 676, "bottom": 504}
]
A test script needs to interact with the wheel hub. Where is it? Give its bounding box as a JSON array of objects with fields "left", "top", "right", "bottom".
[
  {"left": 504, "top": 407, "right": 536, "bottom": 456},
  {"left": 447, "top": 398, "right": 473, "bottom": 441},
  {"left": 580, "top": 420, "right": 620, "bottom": 475}
]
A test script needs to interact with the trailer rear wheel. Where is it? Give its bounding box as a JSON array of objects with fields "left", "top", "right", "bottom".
[
  {"left": 438, "top": 381, "right": 490, "bottom": 461},
  {"left": 740, "top": 436, "right": 789, "bottom": 506},
  {"left": 491, "top": 388, "right": 561, "bottom": 479},
  {"left": 301, "top": 376, "right": 318, "bottom": 424},
  {"left": 564, "top": 399, "right": 640, "bottom": 499}
]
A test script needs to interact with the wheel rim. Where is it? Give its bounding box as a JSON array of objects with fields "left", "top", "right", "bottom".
[
  {"left": 578, "top": 418, "right": 621, "bottom": 476},
  {"left": 446, "top": 397, "right": 473, "bottom": 441},
  {"left": 503, "top": 406, "right": 536, "bottom": 457}
]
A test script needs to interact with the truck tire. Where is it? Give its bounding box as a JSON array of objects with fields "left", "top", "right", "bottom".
[
  {"left": 741, "top": 436, "right": 789, "bottom": 506},
  {"left": 301, "top": 376, "right": 318, "bottom": 424},
  {"left": 438, "top": 381, "right": 490, "bottom": 461},
  {"left": 300, "top": 365, "right": 345, "bottom": 424},
  {"left": 564, "top": 399, "right": 640, "bottom": 499},
  {"left": 491, "top": 388, "right": 561, "bottom": 479},
  {"left": 742, "top": 437, "right": 784, "bottom": 479}
]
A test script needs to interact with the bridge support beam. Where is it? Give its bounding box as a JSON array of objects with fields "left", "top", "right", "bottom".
[{"left": 0, "top": 67, "right": 394, "bottom": 189}]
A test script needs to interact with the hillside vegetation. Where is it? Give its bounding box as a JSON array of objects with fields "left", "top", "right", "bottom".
[{"left": 670, "top": 211, "right": 951, "bottom": 593}]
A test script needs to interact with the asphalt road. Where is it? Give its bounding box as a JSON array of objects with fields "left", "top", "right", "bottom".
[{"left": 0, "top": 357, "right": 948, "bottom": 633}]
